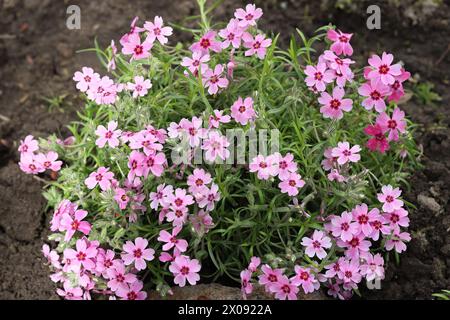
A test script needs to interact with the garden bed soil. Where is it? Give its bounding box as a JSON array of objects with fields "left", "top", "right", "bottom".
[{"left": 0, "top": 0, "right": 448, "bottom": 299}]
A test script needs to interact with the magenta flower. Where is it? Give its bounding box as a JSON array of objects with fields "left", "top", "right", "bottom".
[
  {"left": 202, "top": 64, "right": 229, "bottom": 95},
  {"left": 106, "top": 261, "right": 137, "bottom": 292},
  {"left": 273, "top": 152, "right": 297, "bottom": 180},
  {"left": 56, "top": 282, "right": 83, "bottom": 300},
  {"left": 63, "top": 239, "right": 98, "bottom": 271},
  {"left": 327, "top": 29, "right": 353, "bottom": 56},
  {"left": 258, "top": 264, "right": 285, "bottom": 292},
  {"left": 122, "top": 33, "right": 153, "bottom": 61},
  {"left": 385, "top": 232, "right": 411, "bottom": 253},
  {"left": 201, "top": 131, "right": 230, "bottom": 162},
  {"left": 383, "top": 208, "right": 409, "bottom": 232},
  {"left": 116, "top": 280, "right": 147, "bottom": 300},
  {"left": 278, "top": 172, "right": 305, "bottom": 197},
  {"left": 304, "top": 63, "right": 334, "bottom": 92},
  {"left": 364, "top": 124, "right": 390, "bottom": 153},
  {"left": 121, "top": 237, "right": 155, "bottom": 271},
  {"left": 84, "top": 166, "right": 114, "bottom": 190},
  {"left": 19, "top": 153, "right": 44, "bottom": 174},
  {"left": 158, "top": 226, "right": 188, "bottom": 252},
  {"left": 149, "top": 183, "right": 173, "bottom": 210},
  {"left": 319, "top": 87, "right": 353, "bottom": 120},
  {"left": 127, "top": 76, "right": 152, "bottom": 98},
  {"left": 351, "top": 203, "right": 380, "bottom": 237},
  {"left": 358, "top": 79, "right": 390, "bottom": 112},
  {"left": 169, "top": 255, "right": 201, "bottom": 287},
  {"left": 242, "top": 33, "right": 272, "bottom": 59},
  {"left": 240, "top": 269, "right": 253, "bottom": 298},
  {"left": 60, "top": 209, "right": 91, "bottom": 241},
  {"left": 368, "top": 215, "right": 391, "bottom": 241},
  {"left": 73, "top": 67, "right": 100, "bottom": 92},
  {"left": 18, "top": 135, "right": 39, "bottom": 154},
  {"left": 337, "top": 259, "right": 362, "bottom": 284},
  {"left": 301, "top": 230, "right": 332, "bottom": 260},
  {"left": 208, "top": 109, "right": 231, "bottom": 129},
  {"left": 367, "top": 52, "right": 402, "bottom": 85},
  {"left": 196, "top": 183, "right": 221, "bottom": 211},
  {"left": 35, "top": 151, "right": 63, "bottom": 171},
  {"left": 376, "top": 107, "right": 407, "bottom": 141},
  {"left": 272, "top": 275, "right": 299, "bottom": 300},
  {"left": 190, "top": 30, "right": 222, "bottom": 55},
  {"left": 144, "top": 16, "right": 173, "bottom": 45},
  {"left": 249, "top": 154, "right": 278, "bottom": 180},
  {"left": 388, "top": 69, "right": 411, "bottom": 102},
  {"left": 328, "top": 211, "right": 358, "bottom": 242},
  {"left": 291, "top": 266, "right": 320, "bottom": 294},
  {"left": 95, "top": 121, "right": 122, "bottom": 148},
  {"left": 360, "top": 253, "right": 385, "bottom": 282},
  {"left": 219, "top": 18, "right": 244, "bottom": 49},
  {"left": 234, "top": 4, "right": 263, "bottom": 28},
  {"left": 143, "top": 152, "right": 166, "bottom": 177},
  {"left": 230, "top": 96, "right": 257, "bottom": 125},
  {"left": 181, "top": 52, "right": 210, "bottom": 77},
  {"left": 377, "top": 185, "right": 403, "bottom": 213},
  {"left": 331, "top": 142, "right": 361, "bottom": 165}
]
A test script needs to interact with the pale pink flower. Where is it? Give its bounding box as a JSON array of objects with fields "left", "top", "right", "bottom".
[
  {"left": 385, "top": 231, "right": 411, "bottom": 253},
  {"left": 18, "top": 135, "right": 39, "bottom": 154},
  {"left": 322, "top": 50, "right": 354, "bottom": 76},
  {"left": 114, "top": 188, "right": 130, "bottom": 210},
  {"left": 242, "top": 33, "right": 272, "bottom": 59},
  {"left": 338, "top": 234, "right": 371, "bottom": 260},
  {"left": 321, "top": 147, "right": 337, "bottom": 171},
  {"left": 324, "top": 257, "right": 346, "bottom": 278},
  {"left": 240, "top": 269, "right": 253, "bottom": 298},
  {"left": 106, "top": 261, "right": 137, "bottom": 292},
  {"left": 119, "top": 16, "right": 145, "bottom": 46},
  {"left": 144, "top": 16, "right": 173, "bottom": 45},
  {"left": 337, "top": 259, "right": 362, "bottom": 284},
  {"left": 121, "top": 237, "right": 155, "bottom": 271},
  {"left": 196, "top": 183, "right": 221, "bottom": 211},
  {"left": 169, "top": 256, "right": 201, "bottom": 287},
  {"left": 271, "top": 276, "right": 299, "bottom": 300},
  {"left": 129, "top": 130, "right": 163, "bottom": 156},
  {"left": 377, "top": 185, "right": 403, "bottom": 213},
  {"left": 331, "top": 142, "right": 361, "bottom": 165},
  {"left": 328, "top": 211, "right": 358, "bottom": 242},
  {"left": 301, "top": 230, "right": 332, "bottom": 259},
  {"left": 84, "top": 166, "right": 114, "bottom": 190},
  {"left": 202, "top": 64, "right": 229, "bottom": 95},
  {"left": 56, "top": 282, "right": 83, "bottom": 300},
  {"left": 86, "top": 75, "right": 118, "bottom": 105},
  {"left": 273, "top": 152, "right": 297, "bottom": 180},
  {"left": 95, "top": 249, "right": 116, "bottom": 276},
  {"left": 73, "top": 67, "right": 100, "bottom": 92},
  {"left": 167, "top": 121, "right": 183, "bottom": 139},
  {"left": 181, "top": 52, "right": 210, "bottom": 77},
  {"left": 209, "top": 109, "right": 231, "bottom": 129},
  {"left": 249, "top": 154, "right": 277, "bottom": 180},
  {"left": 190, "top": 30, "right": 222, "bottom": 55},
  {"left": 18, "top": 153, "right": 44, "bottom": 174},
  {"left": 35, "top": 151, "right": 62, "bottom": 171},
  {"left": 219, "top": 18, "right": 244, "bottom": 49},
  {"left": 291, "top": 266, "right": 320, "bottom": 294},
  {"left": 230, "top": 96, "right": 257, "bottom": 125},
  {"left": 166, "top": 207, "right": 189, "bottom": 227},
  {"left": 127, "top": 151, "right": 146, "bottom": 178},
  {"left": 201, "top": 131, "right": 230, "bottom": 162},
  {"left": 258, "top": 265, "right": 285, "bottom": 292},
  {"left": 367, "top": 52, "right": 402, "bottom": 85},
  {"left": 376, "top": 107, "right": 407, "bottom": 141},
  {"left": 328, "top": 169, "right": 346, "bottom": 182},
  {"left": 278, "top": 172, "right": 305, "bottom": 197},
  {"left": 127, "top": 76, "right": 152, "bottom": 98},
  {"left": 234, "top": 4, "right": 263, "bottom": 28},
  {"left": 187, "top": 168, "right": 212, "bottom": 194},
  {"left": 351, "top": 204, "right": 380, "bottom": 237},
  {"left": 180, "top": 116, "right": 206, "bottom": 147},
  {"left": 158, "top": 226, "right": 188, "bottom": 252},
  {"left": 149, "top": 183, "right": 173, "bottom": 210},
  {"left": 95, "top": 121, "right": 122, "bottom": 148},
  {"left": 319, "top": 87, "right": 353, "bottom": 119},
  {"left": 305, "top": 63, "right": 334, "bottom": 92},
  {"left": 107, "top": 40, "right": 117, "bottom": 72},
  {"left": 360, "top": 253, "right": 385, "bottom": 281},
  {"left": 143, "top": 152, "right": 166, "bottom": 177},
  {"left": 116, "top": 280, "right": 147, "bottom": 300},
  {"left": 248, "top": 256, "right": 261, "bottom": 273},
  {"left": 358, "top": 79, "right": 390, "bottom": 112},
  {"left": 368, "top": 215, "right": 391, "bottom": 241},
  {"left": 388, "top": 69, "right": 411, "bottom": 102},
  {"left": 383, "top": 208, "right": 409, "bottom": 232},
  {"left": 60, "top": 209, "right": 91, "bottom": 242},
  {"left": 42, "top": 244, "right": 61, "bottom": 268},
  {"left": 189, "top": 210, "right": 214, "bottom": 235},
  {"left": 169, "top": 188, "right": 194, "bottom": 209},
  {"left": 327, "top": 29, "right": 353, "bottom": 56},
  {"left": 121, "top": 33, "right": 153, "bottom": 60},
  {"left": 63, "top": 239, "right": 98, "bottom": 271}
]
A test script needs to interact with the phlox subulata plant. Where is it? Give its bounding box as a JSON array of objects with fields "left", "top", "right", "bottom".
[{"left": 18, "top": 1, "right": 420, "bottom": 300}]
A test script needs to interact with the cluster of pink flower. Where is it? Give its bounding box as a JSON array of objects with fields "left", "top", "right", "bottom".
[
  {"left": 250, "top": 152, "right": 305, "bottom": 197},
  {"left": 181, "top": 4, "right": 271, "bottom": 94},
  {"left": 240, "top": 184, "right": 410, "bottom": 300},
  {"left": 18, "top": 135, "right": 62, "bottom": 175},
  {"left": 322, "top": 141, "right": 361, "bottom": 182}
]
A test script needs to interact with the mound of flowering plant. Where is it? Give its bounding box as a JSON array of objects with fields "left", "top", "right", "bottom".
[{"left": 18, "top": 1, "right": 420, "bottom": 300}]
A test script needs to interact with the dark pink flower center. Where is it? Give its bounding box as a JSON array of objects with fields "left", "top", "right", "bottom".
[
  {"left": 200, "top": 38, "right": 211, "bottom": 49},
  {"left": 343, "top": 149, "right": 351, "bottom": 156},
  {"left": 76, "top": 252, "right": 86, "bottom": 261},
  {"left": 180, "top": 266, "right": 190, "bottom": 275},
  {"left": 105, "top": 131, "right": 113, "bottom": 139},
  {"left": 43, "top": 161, "right": 51, "bottom": 168},
  {"left": 84, "top": 75, "right": 91, "bottom": 82},
  {"left": 227, "top": 33, "right": 235, "bottom": 41},
  {"left": 245, "top": 13, "right": 254, "bottom": 21},
  {"left": 391, "top": 214, "right": 399, "bottom": 223},
  {"left": 385, "top": 195, "right": 394, "bottom": 203},
  {"left": 127, "top": 291, "right": 137, "bottom": 300},
  {"left": 134, "top": 45, "right": 144, "bottom": 55},
  {"left": 282, "top": 284, "right": 291, "bottom": 293},
  {"left": 95, "top": 173, "right": 103, "bottom": 181},
  {"left": 259, "top": 161, "right": 267, "bottom": 168},
  {"left": 279, "top": 161, "right": 287, "bottom": 169},
  {"left": 154, "top": 27, "right": 161, "bottom": 35},
  {"left": 358, "top": 215, "right": 368, "bottom": 224},
  {"left": 238, "top": 105, "right": 246, "bottom": 113},
  {"left": 300, "top": 271, "right": 309, "bottom": 280},
  {"left": 339, "top": 35, "right": 348, "bottom": 42},
  {"left": 388, "top": 120, "right": 397, "bottom": 129},
  {"left": 312, "top": 240, "right": 321, "bottom": 248},
  {"left": 314, "top": 72, "right": 323, "bottom": 80},
  {"left": 268, "top": 274, "right": 277, "bottom": 282},
  {"left": 350, "top": 237, "right": 360, "bottom": 247},
  {"left": 133, "top": 249, "right": 142, "bottom": 258},
  {"left": 170, "top": 237, "right": 178, "bottom": 244},
  {"left": 289, "top": 180, "right": 296, "bottom": 187},
  {"left": 341, "top": 222, "right": 349, "bottom": 231},
  {"left": 370, "top": 90, "right": 381, "bottom": 100},
  {"left": 174, "top": 198, "right": 183, "bottom": 206},
  {"left": 71, "top": 220, "right": 80, "bottom": 230},
  {"left": 209, "top": 75, "right": 219, "bottom": 84},
  {"left": 379, "top": 64, "right": 390, "bottom": 74},
  {"left": 175, "top": 210, "right": 184, "bottom": 218},
  {"left": 253, "top": 41, "right": 261, "bottom": 49},
  {"left": 135, "top": 85, "right": 143, "bottom": 92},
  {"left": 344, "top": 270, "right": 352, "bottom": 278},
  {"left": 330, "top": 99, "right": 341, "bottom": 109}
]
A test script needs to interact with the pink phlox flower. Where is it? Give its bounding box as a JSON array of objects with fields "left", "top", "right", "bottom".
[
  {"left": 234, "top": 4, "right": 263, "bottom": 28},
  {"left": 383, "top": 207, "right": 409, "bottom": 232},
  {"left": 35, "top": 151, "right": 62, "bottom": 171},
  {"left": 209, "top": 109, "right": 231, "bottom": 129},
  {"left": 202, "top": 64, "right": 229, "bottom": 95},
  {"left": 249, "top": 154, "right": 278, "bottom": 180},
  {"left": 18, "top": 152, "right": 44, "bottom": 174},
  {"left": 143, "top": 152, "right": 166, "bottom": 177},
  {"left": 42, "top": 244, "right": 61, "bottom": 268},
  {"left": 181, "top": 51, "right": 210, "bottom": 77},
  {"left": 189, "top": 210, "right": 214, "bottom": 235},
  {"left": 360, "top": 253, "right": 385, "bottom": 282},
  {"left": 121, "top": 237, "right": 155, "bottom": 271},
  {"left": 368, "top": 215, "right": 391, "bottom": 241},
  {"left": 84, "top": 166, "right": 115, "bottom": 191},
  {"left": 96, "top": 249, "right": 116, "bottom": 277},
  {"left": 305, "top": 63, "right": 334, "bottom": 93},
  {"left": 127, "top": 75, "right": 152, "bottom": 98},
  {"left": 388, "top": 69, "right": 410, "bottom": 102},
  {"left": 230, "top": 96, "right": 257, "bottom": 125},
  {"left": 95, "top": 120, "right": 122, "bottom": 148},
  {"left": 324, "top": 257, "right": 346, "bottom": 278},
  {"left": 322, "top": 50, "right": 354, "bottom": 75},
  {"left": 116, "top": 280, "right": 147, "bottom": 300},
  {"left": 319, "top": 86, "right": 353, "bottom": 119},
  {"left": 169, "top": 255, "right": 201, "bottom": 287},
  {"left": 18, "top": 135, "right": 39, "bottom": 154},
  {"left": 351, "top": 203, "right": 380, "bottom": 237},
  {"left": 321, "top": 147, "right": 338, "bottom": 171},
  {"left": 327, "top": 29, "right": 353, "bottom": 56},
  {"left": 278, "top": 172, "right": 305, "bottom": 197},
  {"left": 219, "top": 18, "right": 244, "bottom": 49},
  {"left": 272, "top": 275, "right": 299, "bottom": 300},
  {"left": 301, "top": 230, "right": 332, "bottom": 260},
  {"left": 121, "top": 33, "right": 153, "bottom": 61},
  {"left": 240, "top": 269, "right": 253, "bottom": 298},
  {"left": 248, "top": 256, "right": 261, "bottom": 273},
  {"left": 367, "top": 52, "right": 402, "bottom": 85},
  {"left": 144, "top": 16, "right": 173, "bottom": 45},
  {"left": 364, "top": 124, "right": 390, "bottom": 153},
  {"left": 169, "top": 188, "right": 194, "bottom": 211},
  {"left": 149, "top": 183, "right": 174, "bottom": 210},
  {"left": 56, "top": 282, "right": 83, "bottom": 300},
  {"left": 166, "top": 206, "right": 189, "bottom": 227},
  {"left": 329, "top": 211, "right": 359, "bottom": 242},
  {"left": 187, "top": 168, "right": 212, "bottom": 194},
  {"left": 201, "top": 130, "right": 230, "bottom": 162},
  {"left": 377, "top": 185, "right": 403, "bottom": 213},
  {"left": 63, "top": 239, "right": 98, "bottom": 271},
  {"left": 106, "top": 260, "right": 137, "bottom": 292},
  {"left": 358, "top": 79, "right": 390, "bottom": 112},
  {"left": 179, "top": 117, "right": 207, "bottom": 147},
  {"left": 114, "top": 188, "right": 130, "bottom": 210},
  {"left": 328, "top": 169, "right": 346, "bottom": 182},
  {"left": 258, "top": 264, "right": 285, "bottom": 293},
  {"left": 337, "top": 259, "right": 362, "bottom": 284},
  {"left": 273, "top": 152, "right": 298, "bottom": 180},
  {"left": 190, "top": 30, "right": 222, "bottom": 55},
  {"left": 376, "top": 107, "right": 407, "bottom": 142},
  {"left": 129, "top": 130, "right": 163, "bottom": 155},
  {"left": 331, "top": 141, "right": 361, "bottom": 165},
  {"left": 127, "top": 150, "right": 146, "bottom": 178},
  {"left": 158, "top": 226, "right": 188, "bottom": 252},
  {"left": 60, "top": 208, "right": 91, "bottom": 241},
  {"left": 291, "top": 266, "right": 320, "bottom": 294},
  {"left": 73, "top": 67, "right": 100, "bottom": 92},
  {"left": 242, "top": 33, "right": 272, "bottom": 59},
  {"left": 337, "top": 233, "right": 371, "bottom": 260},
  {"left": 119, "top": 16, "right": 145, "bottom": 46},
  {"left": 385, "top": 231, "right": 411, "bottom": 253},
  {"left": 196, "top": 183, "right": 221, "bottom": 211}
]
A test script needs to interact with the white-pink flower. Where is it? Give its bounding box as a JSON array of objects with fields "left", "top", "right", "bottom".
[
  {"left": 234, "top": 4, "right": 263, "bottom": 28},
  {"left": 219, "top": 18, "right": 244, "bottom": 49},
  {"left": 242, "top": 33, "right": 272, "bottom": 59},
  {"left": 95, "top": 121, "right": 122, "bottom": 148},
  {"left": 301, "top": 230, "right": 332, "bottom": 259},
  {"left": 278, "top": 172, "right": 305, "bottom": 197},
  {"left": 230, "top": 96, "right": 257, "bottom": 125},
  {"left": 73, "top": 67, "right": 100, "bottom": 92},
  {"left": 202, "top": 64, "right": 229, "bottom": 95},
  {"left": 84, "top": 166, "right": 114, "bottom": 191},
  {"left": 144, "top": 16, "right": 173, "bottom": 45},
  {"left": 377, "top": 185, "right": 403, "bottom": 213},
  {"left": 331, "top": 142, "right": 361, "bottom": 165},
  {"left": 201, "top": 131, "right": 230, "bottom": 162},
  {"left": 127, "top": 76, "right": 152, "bottom": 98},
  {"left": 121, "top": 237, "right": 155, "bottom": 271},
  {"left": 249, "top": 154, "right": 277, "bottom": 180},
  {"left": 169, "top": 256, "right": 201, "bottom": 287}
]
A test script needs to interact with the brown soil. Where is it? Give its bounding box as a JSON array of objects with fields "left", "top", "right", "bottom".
[{"left": 0, "top": 0, "right": 448, "bottom": 299}]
